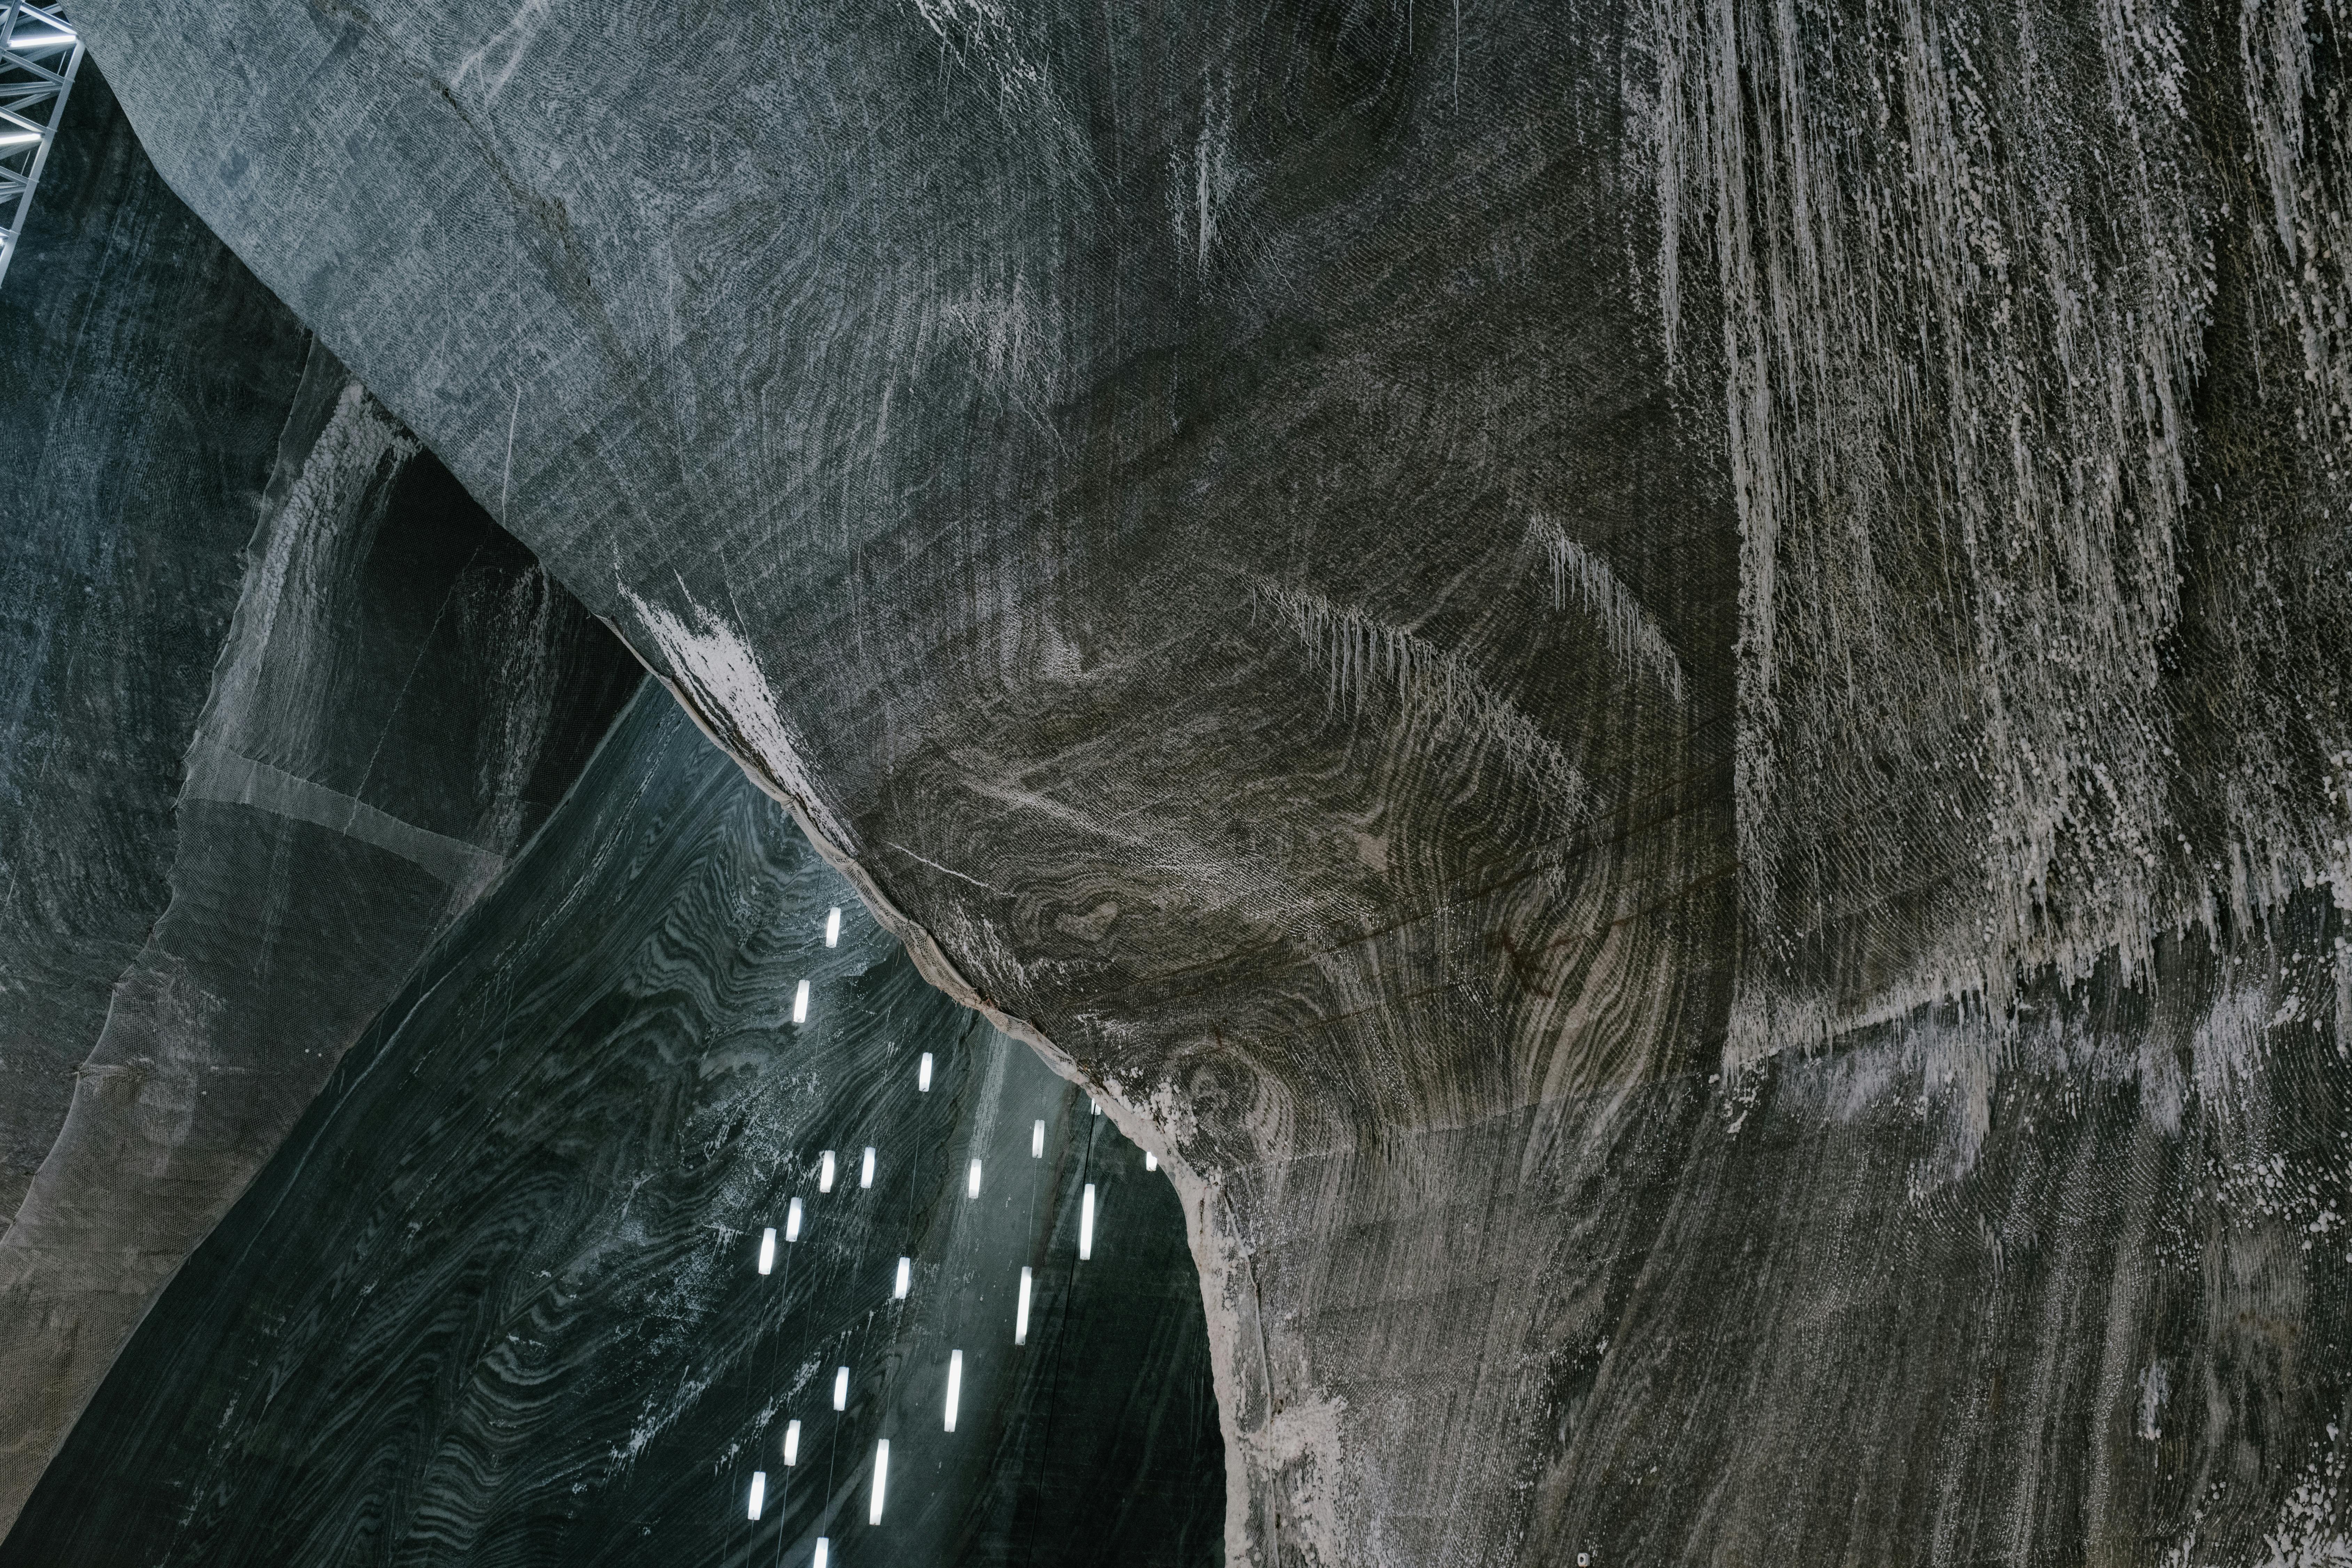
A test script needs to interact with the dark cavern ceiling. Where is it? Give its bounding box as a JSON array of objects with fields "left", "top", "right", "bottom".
[
  {"left": 2, "top": 688, "right": 1224, "bottom": 1567},
  {"left": 4, "top": 0, "right": 2352, "bottom": 1561}
]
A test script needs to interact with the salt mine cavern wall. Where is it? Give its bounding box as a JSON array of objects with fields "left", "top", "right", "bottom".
[
  {"left": 0, "top": 67, "right": 642, "bottom": 1528},
  {"left": 0, "top": 61, "right": 311, "bottom": 1228},
  {"left": 7, "top": 0, "right": 2352, "bottom": 1560},
  {"left": 0, "top": 688, "right": 1226, "bottom": 1567}
]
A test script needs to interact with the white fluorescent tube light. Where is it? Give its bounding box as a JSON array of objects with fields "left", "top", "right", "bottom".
[
  {"left": 0, "top": 132, "right": 41, "bottom": 149},
  {"left": 894, "top": 1256, "right": 911, "bottom": 1299},
  {"left": 1030, "top": 1119, "right": 1044, "bottom": 1158},
  {"left": 1015, "top": 1266, "right": 1032, "bottom": 1344},
  {"left": 746, "top": 1470, "right": 766, "bottom": 1519},
  {"left": 818, "top": 1151, "right": 836, "bottom": 1193},
  {"left": 1080, "top": 1183, "right": 1096, "bottom": 1260},
  {"left": 917, "top": 1052, "right": 932, "bottom": 1091},
  {"left": 1145, "top": 1151, "right": 1157, "bottom": 1171},
  {"left": 966, "top": 1158, "right": 982, "bottom": 1198},
  {"left": 860, "top": 1146, "right": 875, "bottom": 1189},
  {"left": 785, "top": 1196, "right": 803, "bottom": 1241},
  {"left": 832, "top": 1366, "right": 849, "bottom": 1410},
  {"left": 814, "top": 1538, "right": 829, "bottom": 1568},
  {"left": 1091, "top": 1097, "right": 1100, "bottom": 1116},
  {"left": 944, "top": 1349, "right": 963, "bottom": 1431},
  {"left": 792, "top": 979, "right": 810, "bottom": 1023},
  {"left": 824, "top": 906, "right": 841, "bottom": 946},
  {"left": 782, "top": 1419, "right": 801, "bottom": 1466},
  {"left": 758, "top": 1227, "right": 776, "bottom": 1275},
  {"left": 869, "top": 1439, "right": 889, "bottom": 1524}
]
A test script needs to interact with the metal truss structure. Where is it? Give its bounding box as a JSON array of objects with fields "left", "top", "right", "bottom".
[{"left": 0, "top": 0, "right": 83, "bottom": 292}]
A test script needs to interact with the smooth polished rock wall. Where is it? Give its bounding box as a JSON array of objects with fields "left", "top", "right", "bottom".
[
  {"left": 46, "top": 0, "right": 2352, "bottom": 1561},
  {"left": 0, "top": 688, "right": 1224, "bottom": 1568},
  {"left": 0, "top": 67, "right": 643, "bottom": 1528},
  {"left": 0, "top": 65, "right": 313, "bottom": 1223}
]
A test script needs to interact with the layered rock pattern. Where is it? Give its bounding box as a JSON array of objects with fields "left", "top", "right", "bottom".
[
  {"left": 0, "top": 690, "right": 1224, "bottom": 1568},
  {"left": 27, "top": 0, "right": 2352, "bottom": 1563},
  {"left": 65, "top": 6, "right": 1735, "bottom": 1555},
  {"left": 0, "top": 68, "right": 642, "bottom": 1529}
]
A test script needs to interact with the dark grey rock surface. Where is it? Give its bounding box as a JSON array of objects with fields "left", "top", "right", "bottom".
[
  {"left": 65, "top": 11, "right": 1736, "bottom": 1555},
  {"left": 0, "top": 688, "right": 1223, "bottom": 1568},
  {"left": 0, "top": 66, "right": 314, "bottom": 1221},
  {"left": 24, "top": 0, "right": 2352, "bottom": 1562},
  {"left": 0, "top": 67, "right": 642, "bottom": 1530}
]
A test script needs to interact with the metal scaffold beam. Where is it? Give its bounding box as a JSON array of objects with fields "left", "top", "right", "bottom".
[{"left": 0, "top": 0, "right": 83, "bottom": 292}]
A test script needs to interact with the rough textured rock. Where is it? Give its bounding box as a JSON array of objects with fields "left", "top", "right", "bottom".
[
  {"left": 39, "top": 0, "right": 2352, "bottom": 1562},
  {"left": 0, "top": 689, "right": 1223, "bottom": 1567},
  {"left": 0, "top": 69, "right": 643, "bottom": 1528}
]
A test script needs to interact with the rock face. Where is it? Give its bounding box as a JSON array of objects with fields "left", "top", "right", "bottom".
[
  {"left": 0, "top": 66, "right": 314, "bottom": 1225},
  {"left": 0, "top": 68, "right": 642, "bottom": 1530},
  {"left": 0, "top": 690, "right": 1225, "bottom": 1567},
  {"left": 26, "top": 0, "right": 2352, "bottom": 1562},
  {"left": 66, "top": 6, "right": 1735, "bottom": 1557}
]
